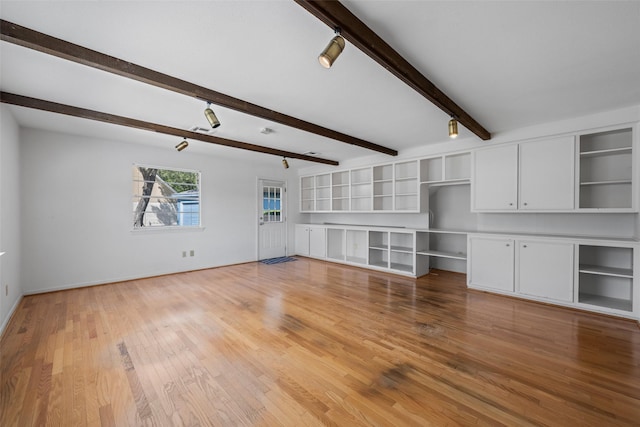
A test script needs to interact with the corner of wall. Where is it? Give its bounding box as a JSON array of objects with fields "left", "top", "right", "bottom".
[{"left": 0, "top": 105, "right": 23, "bottom": 336}]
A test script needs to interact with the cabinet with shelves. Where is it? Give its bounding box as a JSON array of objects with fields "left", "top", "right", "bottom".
[
  {"left": 389, "top": 232, "right": 415, "bottom": 273},
  {"left": 346, "top": 230, "right": 368, "bottom": 265},
  {"left": 578, "top": 127, "right": 634, "bottom": 210},
  {"left": 373, "top": 164, "right": 394, "bottom": 211},
  {"left": 468, "top": 232, "right": 638, "bottom": 320},
  {"left": 300, "top": 176, "right": 315, "bottom": 212},
  {"left": 368, "top": 231, "right": 389, "bottom": 269},
  {"left": 350, "top": 167, "right": 373, "bottom": 211},
  {"left": 577, "top": 245, "right": 635, "bottom": 313},
  {"left": 326, "top": 228, "right": 345, "bottom": 261},
  {"left": 315, "top": 174, "right": 331, "bottom": 211},
  {"left": 416, "top": 229, "right": 468, "bottom": 274},
  {"left": 394, "top": 160, "right": 418, "bottom": 211},
  {"left": 420, "top": 152, "right": 471, "bottom": 185},
  {"left": 331, "top": 171, "right": 350, "bottom": 211}
]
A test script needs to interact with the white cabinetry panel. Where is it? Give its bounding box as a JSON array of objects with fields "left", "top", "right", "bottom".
[
  {"left": 472, "top": 145, "right": 518, "bottom": 211},
  {"left": 518, "top": 240, "right": 574, "bottom": 302},
  {"left": 519, "top": 137, "right": 575, "bottom": 210},
  {"left": 468, "top": 236, "right": 514, "bottom": 292}
]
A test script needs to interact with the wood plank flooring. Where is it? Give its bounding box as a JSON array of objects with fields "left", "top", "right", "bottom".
[{"left": 1, "top": 258, "right": 639, "bottom": 426}]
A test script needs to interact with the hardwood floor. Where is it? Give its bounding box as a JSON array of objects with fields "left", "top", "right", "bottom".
[{"left": 1, "top": 258, "right": 639, "bottom": 426}]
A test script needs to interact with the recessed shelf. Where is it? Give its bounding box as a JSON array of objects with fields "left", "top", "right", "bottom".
[
  {"left": 578, "top": 294, "right": 633, "bottom": 312},
  {"left": 580, "top": 180, "right": 632, "bottom": 186},
  {"left": 416, "top": 249, "right": 467, "bottom": 260},
  {"left": 580, "top": 147, "right": 632, "bottom": 158},
  {"left": 579, "top": 264, "right": 633, "bottom": 278},
  {"left": 390, "top": 263, "right": 413, "bottom": 272},
  {"left": 390, "top": 245, "right": 413, "bottom": 253}
]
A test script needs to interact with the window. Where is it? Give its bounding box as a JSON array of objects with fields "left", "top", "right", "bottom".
[
  {"left": 132, "top": 165, "right": 200, "bottom": 228},
  {"left": 262, "top": 185, "right": 282, "bottom": 222}
]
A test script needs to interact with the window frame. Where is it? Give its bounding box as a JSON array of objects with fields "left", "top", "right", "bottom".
[{"left": 132, "top": 163, "right": 203, "bottom": 231}]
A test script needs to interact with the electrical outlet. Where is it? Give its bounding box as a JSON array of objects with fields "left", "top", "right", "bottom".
[
  {"left": 182, "top": 251, "right": 187, "bottom": 258},
  {"left": 190, "top": 250, "right": 195, "bottom": 257}
]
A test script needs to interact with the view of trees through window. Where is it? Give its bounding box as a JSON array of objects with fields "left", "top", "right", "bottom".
[{"left": 132, "top": 166, "right": 200, "bottom": 228}]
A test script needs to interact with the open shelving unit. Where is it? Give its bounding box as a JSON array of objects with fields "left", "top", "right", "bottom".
[
  {"left": 326, "top": 228, "right": 345, "bottom": 261},
  {"left": 577, "top": 245, "right": 634, "bottom": 313},
  {"left": 332, "top": 171, "right": 350, "bottom": 211},
  {"left": 346, "top": 230, "right": 367, "bottom": 265},
  {"left": 420, "top": 152, "right": 471, "bottom": 186},
  {"left": 373, "top": 164, "right": 394, "bottom": 211},
  {"left": 389, "top": 232, "right": 415, "bottom": 273},
  {"left": 394, "top": 160, "right": 418, "bottom": 211},
  {"left": 350, "top": 167, "right": 373, "bottom": 211},
  {"left": 368, "top": 231, "right": 389, "bottom": 269},
  {"left": 300, "top": 176, "right": 315, "bottom": 212},
  {"left": 578, "top": 127, "right": 633, "bottom": 210},
  {"left": 315, "top": 174, "right": 331, "bottom": 211}
]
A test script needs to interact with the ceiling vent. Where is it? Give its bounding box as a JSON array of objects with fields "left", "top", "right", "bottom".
[{"left": 189, "top": 125, "right": 216, "bottom": 134}]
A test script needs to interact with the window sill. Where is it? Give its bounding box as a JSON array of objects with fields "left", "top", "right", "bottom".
[{"left": 131, "top": 226, "right": 206, "bottom": 235}]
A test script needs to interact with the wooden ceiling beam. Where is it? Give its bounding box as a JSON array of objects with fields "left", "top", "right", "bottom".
[
  {"left": 294, "top": 0, "right": 491, "bottom": 141},
  {"left": 0, "top": 92, "right": 339, "bottom": 166},
  {"left": 0, "top": 19, "right": 397, "bottom": 156}
]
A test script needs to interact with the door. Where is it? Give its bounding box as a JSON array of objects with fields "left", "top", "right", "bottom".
[
  {"left": 472, "top": 144, "right": 519, "bottom": 211},
  {"left": 258, "top": 180, "right": 287, "bottom": 260},
  {"left": 519, "top": 136, "right": 575, "bottom": 210},
  {"left": 468, "top": 236, "right": 515, "bottom": 292},
  {"left": 518, "top": 240, "right": 574, "bottom": 302}
]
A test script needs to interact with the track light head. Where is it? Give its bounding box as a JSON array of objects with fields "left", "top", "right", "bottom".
[
  {"left": 175, "top": 139, "right": 189, "bottom": 151},
  {"left": 204, "top": 102, "right": 221, "bottom": 129},
  {"left": 319, "top": 28, "right": 345, "bottom": 68},
  {"left": 282, "top": 158, "right": 289, "bottom": 169},
  {"left": 448, "top": 118, "right": 458, "bottom": 139}
]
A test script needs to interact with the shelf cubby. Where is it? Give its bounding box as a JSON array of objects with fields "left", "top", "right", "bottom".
[
  {"left": 326, "top": 229, "right": 345, "bottom": 261},
  {"left": 577, "top": 245, "right": 634, "bottom": 313},
  {"left": 346, "top": 230, "right": 368, "bottom": 264},
  {"left": 578, "top": 127, "right": 633, "bottom": 209}
]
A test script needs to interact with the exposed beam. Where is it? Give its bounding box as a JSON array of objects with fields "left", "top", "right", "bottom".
[
  {"left": 0, "top": 92, "right": 339, "bottom": 166},
  {"left": 294, "top": 1, "right": 491, "bottom": 141},
  {"left": 0, "top": 19, "right": 397, "bottom": 156}
]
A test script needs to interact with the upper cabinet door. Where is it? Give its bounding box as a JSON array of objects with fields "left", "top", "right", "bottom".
[
  {"left": 519, "top": 136, "right": 575, "bottom": 210},
  {"left": 472, "top": 144, "right": 518, "bottom": 211}
]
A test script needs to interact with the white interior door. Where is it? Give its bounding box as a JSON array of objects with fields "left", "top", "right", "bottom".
[{"left": 258, "top": 180, "right": 287, "bottom": 260}]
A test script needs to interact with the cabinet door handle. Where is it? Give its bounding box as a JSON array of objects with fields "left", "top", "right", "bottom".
[
  {"left": 523, "top": 202, "right": 528, "bottom": 206},
  {"left": 506, "top": 243, "right": 510, "bottom": 247},
  {"left": 523, "top": 244, "right": 527, "bottom": 248},
  {"left": 509, "top": 203, "right": 513, "bottom": 206}
]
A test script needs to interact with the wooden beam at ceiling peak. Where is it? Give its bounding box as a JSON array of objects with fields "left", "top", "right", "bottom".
[
  {"left": 0, "top": 92, "right": 339, "bottom": 166},
  {"left": 294, "top": 0, "right": 491, "bottom": 141},
  {"left": 0, "top": 19, "right": 397, "bottom": 157}
]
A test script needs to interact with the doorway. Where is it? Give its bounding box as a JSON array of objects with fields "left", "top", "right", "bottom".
[{"left": 258, "top": 179, "right": 287, "bottom": 260}]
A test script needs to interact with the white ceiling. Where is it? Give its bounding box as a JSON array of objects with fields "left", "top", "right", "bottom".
[{"left": 1, "top": 1, "right": 639, "bottom": 168}]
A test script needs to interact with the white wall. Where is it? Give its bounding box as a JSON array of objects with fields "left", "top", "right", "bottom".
[
  {"left": 19, "top": 127, "right": 296, "bottom": 294},
  {"left": 0, "top": 106, "right": 23, "bottom": 333}
]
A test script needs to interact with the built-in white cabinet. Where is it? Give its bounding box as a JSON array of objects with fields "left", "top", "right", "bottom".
[
  {"left": 468, "top": 236, "right": 515, "bottom": 292},
  {"left": 472, "top": 144, "right": 519, "bottom": 211},
  {"left": 578, "top": 126, "right": 636, "bottom": 211},
  {"left": 472, "top": 136, "right": 576, "bottom": 212},
  {"left": 517, "top": 240, "right": 574, "bottom": 302},
  {"left": 468, "top": 232, "right": 638, "bottom": 320},
  {"left": 295, "top": 225, "right": 326, "bottom": 258},
  {"left": 519, "top": 137, "right": 575, "bottom": 210}
]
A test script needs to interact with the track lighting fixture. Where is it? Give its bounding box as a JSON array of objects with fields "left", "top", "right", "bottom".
[
  {"left": 282, "top": 158, "right": 289, "bottom": 169},
  {"left": 318, "top": 28, "right": 345, "bottom": 68},
  {"left": 175, "top": 138, "right": 189, "bottom": 151},
  {"left": 448, "top": 117, "right": 458, "bottom": 139},
  {"left": 204, "top": 102, "right": 221, "bottom": 129}
]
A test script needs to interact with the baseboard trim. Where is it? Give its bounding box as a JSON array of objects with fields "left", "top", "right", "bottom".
[{"left": 0, "top": 294, "right": 24, "bottom": 339}]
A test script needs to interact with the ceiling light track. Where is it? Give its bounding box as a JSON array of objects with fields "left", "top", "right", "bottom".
[
  {"left": 0, "top": 19, "right": 397, "bottom": 156},
  {"left": 0, "top": 92, "right": 339, "bottom": 166},
  {"left": 294, "top": 0, "right": 491, "bottom": 141}
]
